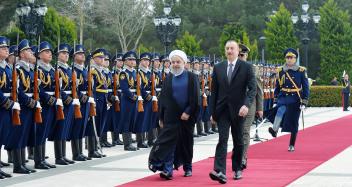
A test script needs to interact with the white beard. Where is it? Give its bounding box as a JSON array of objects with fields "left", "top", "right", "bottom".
[{"left": 171, "top": 66, "right": 184, "bottom": 76}]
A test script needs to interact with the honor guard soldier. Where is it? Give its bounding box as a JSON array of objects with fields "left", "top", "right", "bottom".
[
  {"left": 49, "top": 43, "right": 77, "bottom": 165},
  {"left": 7, "top": 39, "right": 39, "bottom": 174},
  {"left": 134, "top": 52, "right": 154, "bottom": 148},
  {"left": 201, "top": 58, "right": 214, "bottom": 135},
  {"left": 70, "top": 44, "right": 91, "bottom": 161},
  {"left": 342, "top": 73, "right": 350, "bottom": 111},
  {"left": 111, "top": 53, "right": 124, "bottom": 146},
  {"left": 268, "top": 48, "right": 309, "bottom": 152},
  {"left": 86, "top": 48, "right": 108, "bottom": 158},
  {"left": 7, "top": 45, "right": 17, "bottom": 70},
  {"left": 101, "top": 51, "right": 114, "bottom": 148},
  {"left": 118, "top": 51, "right": 138, "bottom": 151},
  {"left": 148, "top": 53, "right": 161, "bottom": 146},
  {"left": 36, "top": 41, "right": 57, "bottom": 169},
  {"left": 160, "top": 54, "right": 170, "bottom": 80},
  {"left": 0, "top": 36, "right": 13, "bottom": 178},
  {"left": 238, "top": 44, "right": 263, "bottom": 170},
  {"left": 184, "top": 56, "right": 192, "bottom": 71}
]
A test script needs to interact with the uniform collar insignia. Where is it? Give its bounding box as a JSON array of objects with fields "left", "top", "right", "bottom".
[
  {"left": 58, "top": 61, "right": 69, "bottom": 70},
  {"left": 18, "top": 60, "right": 30, "bottom": 72},
  {"left": 283, "top": 64, "right": 299, "bottom": 71},
  {"left": 74, "top": 63, "right": 84, "bottom": 71},
  {"left": 38, "top": 60, "right": 53, "bottom": 72},
  {"left": 0, "top": 60, "right": 7, "bottom": 69}
]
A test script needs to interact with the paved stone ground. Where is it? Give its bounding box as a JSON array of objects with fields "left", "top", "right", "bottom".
[{"left": 0, "top": 107, "right": 351, "bottom": 187}]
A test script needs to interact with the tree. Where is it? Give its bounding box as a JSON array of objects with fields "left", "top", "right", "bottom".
[
  {"left": 264, "top": 3, "right": 298, "bottom": 64},
  {"left": 41, "top": 7, "right": 77, "bottom": 49},
  {"left": 95, "top": 0, "right": 151, "bottom": 52},
  {"left": 318, "top": 0, "right": 352, "bottom": 84},
  {"left": 218, "top": 23, "right": 246, "bottom": 57},
  {"left": 175, "top": 31, "right": 203, "bottom": 56}
]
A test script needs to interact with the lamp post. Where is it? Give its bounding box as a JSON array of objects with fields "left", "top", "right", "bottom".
[
  {"left": 291, "top": 0, "right": 320, "bottom": 75},
  {"left": 153, "top": 4, "right": 181, "bottom": 54},
  {"left": 16, "top": 0, "right": 48, "bottom": 42},
  {"left": 259, "top": 36, "right": 266, "bottom": 63}
]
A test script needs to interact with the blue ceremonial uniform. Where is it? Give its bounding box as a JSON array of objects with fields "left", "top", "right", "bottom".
[
  {"left": 71, "top": 63, "right": 89, "bottom": 140},
  {"left": 0, "top": 60, "right": 13, "bottom": 149},
  {"left": 49, "top": 61, "right": 74, "bottom": 141},
  {"left": 37, "top": 60, "right": 56, "bottom": 145},
  {"left": 103, "top": 68, "right": 113, "bottom": 134},
  {"left": 111, "top": 67, "right": 122, "bottom": 133}
]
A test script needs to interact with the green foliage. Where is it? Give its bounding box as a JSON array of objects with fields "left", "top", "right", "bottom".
[
  {"left": 175, "top": 31, "right": 203, "bottom": 56},
  {"left": 218, "top": 23, "right": 246, "bottom": 56},
  {"left": 0, "top": 26, "right": 26, "bottom": 45},
  {"left": 318, "top": 0, "right": 352, "bottom": 84},
  {"left": 41, "top": 7, "right": 77, "bottom": 49},
  {"left": 309, "top": 86, "right": 347, "bottom": 107},
  {"left": 137, "top": 43, "right": 155, "bottom": 54},
  {"left": 264, "top": 3, "right": 298, "bottom": 64}
]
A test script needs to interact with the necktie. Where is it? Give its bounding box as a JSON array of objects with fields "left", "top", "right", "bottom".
[{"left": 228, "top": 63, "right": 233, "bottom": 84}]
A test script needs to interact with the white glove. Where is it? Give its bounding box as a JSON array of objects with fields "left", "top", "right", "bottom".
[
  {"left": 72, "top": 98, "right": 80, "bottom": 106},
  {"left": 56, "top": 98, "right": 63, "bottom": 107},
  {"left": 36, "top": 102, "right": 42, "bottom": 109},
  {"left": 273, "top": 103, "right": 277, "bottom": 108},
  {"left": 300, "top": 105, "right": 306, "bottom": 110},
  {"left": 37, "top": 79, "right": 41, "bottom": 86},
  {"left": 12, "top": 102, "right": 21, "bottom": 111},
  {"left": 88, "top": 97, "right": 95, "bottom": 104},
  {"left": 107, "top": 103, "right": 111, "bottom": 110},
  {"left": 203, "top": 93, "right": 207, "bottom": 98},
  {"left": 137, "top": 96, "right": 143, "bottom": 101},
  {"left": 152, "top": 96, "right": 158, "bottom": 101},
  {"left": 115, "top": 95, "right": 120, "bottom": 101}
]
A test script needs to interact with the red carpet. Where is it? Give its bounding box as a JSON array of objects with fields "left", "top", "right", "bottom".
[{"left": 119, "top": 115, "right": 352, "bottom": 187}]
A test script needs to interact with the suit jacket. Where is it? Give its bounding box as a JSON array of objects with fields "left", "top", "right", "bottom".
[
  {"left": 210, "top": 60, "right": 256, "bottom": 122},
  {"left": 159, "top": 71, "right": 201, "bottom": 125}
]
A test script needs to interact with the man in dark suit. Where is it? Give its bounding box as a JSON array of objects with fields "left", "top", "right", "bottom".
[
  {"left": 342, "top": 73, "right": 350, "bottom": 111},
  {"left": 209, "top": 40, "right": 256, "bottom": 184}
]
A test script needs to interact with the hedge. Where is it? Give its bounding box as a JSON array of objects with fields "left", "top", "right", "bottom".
[{"left": 309, "top": 86, "right": 347, "bottom": 107}]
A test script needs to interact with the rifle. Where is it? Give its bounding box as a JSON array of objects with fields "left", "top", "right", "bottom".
[
  {"left": 151, "top": 59, "right": 158, "bottom": 112},
  {"left": 33, "top": 36, "right": 42, "bottom": 123},
  {"left": 201, "top": 62, "right": 207, "bottom": 108},
  {"left": 55, "top": 37, "right": 65, "bottom": 120},
  {"left": 136, "top": 58, "right": 144, "bottom": 112},
  {"left": 87, "top": 54, "right": 96, "bottom": 117},
  {"left": 72, "top": 41, "right": 82, "bottom": 119},
  {"left": 113, "top": 66, "right": 120, "bottom": 112},
  {"left": 12, "top": 36, "right": 21, "bottom": 125},
  {"left": 161, "top": 60, "right": 165, "bottom": 81}
]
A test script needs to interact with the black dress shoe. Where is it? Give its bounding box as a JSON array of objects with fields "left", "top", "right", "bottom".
[
  {"left": 81, "top": 154, "right": 91, "bottom": 160},
  {"left": 105, "top": 141, "right": 113, "bottom": 147},
  {"left": 43, "top": 160, "right": 56, "bottom": 168},
  {"left": 0, "top": 161, "right": 10, "bottom": 167},
  {"left": 124, "top": 145, "right": 137, "bottom": 151},
  {"left": 199, "top": 132, "right": 208, "bottom": 136},
  {"left": 55, "top": 158, "right": 69, "bottom": 165},
  {"left": 234, "top": 170, "right": 242, "bottom": 180},
  {"left": 97, "top": 152, "right": 106, "bottom": 157},
  {"left": 137, "top": 143, "right": 148, "bottom": 148},
  {"left": 13, "top": 166, "right": 31, "bottom": 174},
  {"left": 160, "top": 171, "right": 173, "bottom": 180},
  {"left": 35, "top": 163, "right": 50, "bottom": 170},
  {"left": 193, "top": 134, "right": 200, "bottom": 138},
  {"left": 23, "top": 165, "right": 36, "bottom": 173},
  {"left": 0, "top": 170, "right": 12, "bottom": 178},
  {"left": 268, "top": 127, "right": 277, "bottom": 138},
  {"left": 0, "top": 174, "right": 4, "bottom": 179},
  {"left": 212, "top": 128, "right": 219, "bottom": 133},
  {"left": 288, "top": 145, "right": 295, "bottom": 152},
  {"left": 114, "top": 139, "right": 124, "bottom": 145},
  {"left": 88, "top": 152, "right": 102, "bottom": 158},
  {"left": 184, "top": 170, "right": 192, "bottom": 177},
  {"left": 73, "top": 155, "right": 87, "bottom": 161},
  {"left": 209, "top": 171, "right": 227, "bottom": 184},
  {"left": 63, "top": 157, "right": 75, "bottom": 164},
  {"left": 207, "top": 130, "right": 215, "bottom": 134}
]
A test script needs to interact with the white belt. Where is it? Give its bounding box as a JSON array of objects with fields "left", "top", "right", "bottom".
[
  {"left": 64, "top": 91, "right": 72, "bottom": 94},
  {"left": 45, "top": 91, "right": 55, "bottom": 96},
  {"left": 107, "top": 89, "right": 113, "bottom": 93},
  {"left": 25, "top": 93, "right": 33, "bottom": 97},
  {"left": 117, "top": 89, "right": 136, "bottom": 93},
  {"left": 81, "top": 91, "right": 87, "bottom": 94},
  {"left": 3, "top": 93, "right": 10, "bottom": 97},
  {"left": 156, "top": 88, "right": 161, "bottom": 92},
  {"left": 205, "top": 86, "right": 209, "bottom": 90}
]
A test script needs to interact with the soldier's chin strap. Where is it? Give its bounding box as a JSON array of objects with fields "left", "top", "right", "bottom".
[{"left": 285, "top": 71, "right": 305, "bottom": 130}]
